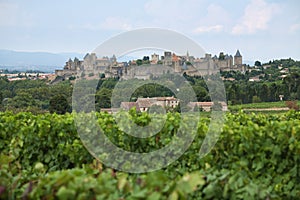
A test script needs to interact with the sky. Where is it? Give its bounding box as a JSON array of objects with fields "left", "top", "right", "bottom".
[{"left": 0, "top": 0, "right": 299, "bottom": 63}]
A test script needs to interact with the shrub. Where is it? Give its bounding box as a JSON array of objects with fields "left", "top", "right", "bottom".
[{"left": 285, "top": 100, "right": 299, "bottom": 110}]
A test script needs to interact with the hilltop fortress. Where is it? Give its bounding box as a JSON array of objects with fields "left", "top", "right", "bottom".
[{"left": 55, "top": 50, "right": 245, "bottom": 79}]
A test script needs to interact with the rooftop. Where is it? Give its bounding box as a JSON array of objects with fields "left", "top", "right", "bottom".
[{"left": 235, "top": 50, "right": 242, "bottom": 57}]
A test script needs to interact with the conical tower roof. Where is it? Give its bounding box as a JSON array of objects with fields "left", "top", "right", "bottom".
[{"left": 235, "top": 50, "right": 241, "bottom": 57}]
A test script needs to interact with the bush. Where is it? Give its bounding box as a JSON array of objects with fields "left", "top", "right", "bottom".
[
  {"left": 49, "top": 94, "right": 71, "bottom": 114},
  {"left": 69, "top": 76, "right": 76, "bottom": 80},
  {"left": 285, "top": 100, "right": 299, "bottom": 110},
  {"left": 252, "top": 95, "right": 261, "bottom": 103},
  {"left": 0, "top": 111, "right": 300, "bottom": 199}
]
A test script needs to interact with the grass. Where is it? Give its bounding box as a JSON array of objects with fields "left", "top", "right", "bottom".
[
  {"left": 228, "top": 101, "right": 300, "bottom": 110},
  {"left": 228, "top": 101, "right": 300, "bottom": 115},
  {"left": 242, "top": 110, "right": 289, "bottom": 115}
]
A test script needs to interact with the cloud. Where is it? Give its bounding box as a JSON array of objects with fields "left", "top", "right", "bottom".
[
  {"left": 191, "top": 3, "right": 230, "bottom": 35},
  {"left": 193, "top": 25, "right": 223, "bottom": 34},
  {"left": 290, "top": 23, "right": 300, "bottom": 33},
  {"left": 232, "top": 0, "right": 280, "bottom": 35}
]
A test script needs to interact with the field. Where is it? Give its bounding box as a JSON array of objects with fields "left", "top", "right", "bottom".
[
  {"left": 228, "top": 101, "right": 300, "bottom": 114},
  {"left": 0, "top": 111, "right": 299, "bottom": 199},
  {"left": 229, "top": 101, "right": 288, "bottom": 109}
]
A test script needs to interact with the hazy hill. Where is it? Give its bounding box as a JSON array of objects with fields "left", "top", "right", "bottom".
[{"left": 0, "top": 49, "right": 84, "bottom": 72}]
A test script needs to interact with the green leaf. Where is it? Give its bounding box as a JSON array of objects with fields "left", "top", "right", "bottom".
[
  {"left": 147, "top": 192, "right": 161, "bottom": 200},
  {"left": 56, "top": 186, "right": 76, "bottom": 200}
]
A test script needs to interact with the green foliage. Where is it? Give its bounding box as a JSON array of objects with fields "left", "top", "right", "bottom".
[
  {"left": 2, "top": 69, "right": 299, "bottom": 114},
  {"left": 219, "top": 52, "right": 225, "bottom": 60},
  {"left": 252, "top": 95, "right": 261, "bottom": 103},
  {"left": 95, "top": 88, "right": 112, "bottom": 109},
  {"left": 6, "top": 92, "right": 38, "bottom": 108},
  {"left": 49, "top": 94, "right": 71, "bottom": 114},
  {"left": 0, "top": 79, "right": 72, "bottom": 113},
  {"left": 69, "top": 76, "right": 76, "bottom": 81},
  {"left": 0, "top": 111, "right": 299, "bottom": 199},
  {"left": 266, "top": 58, "right": 300, "bottom": 68},
  {"left": 88, "top": 72, "right": 94, "bottom": 77},
  {"left": 99, "top": 73, "right": 105, "bottom": 79},
  {"left": 157, "top": 60, "right": 163, "bottom": 65},
  {"left": 136, "top": 59, "right": 143, "bottom": 66},
  {"left": 0, "top": 91, "right": 3, "bottom": 106},
  {"left": 254, "top": 60, "right": 262, "bottom": 66},
  {"left": 131, "top": 83, "right": 174, "bottom": 99},
  {"left": 239, "top": 101, "right": 300, "bottom": 109},
  {"left": 221, "top": 57, "right": 300, "bottom": 103}
]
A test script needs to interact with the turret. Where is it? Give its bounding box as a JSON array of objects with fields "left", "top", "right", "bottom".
[{"left": 234, "top": 49, "right": 242, "bottom": 66}]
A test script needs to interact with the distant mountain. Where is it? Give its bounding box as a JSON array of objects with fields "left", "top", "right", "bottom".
[{"left": 0, "top": 49, "right": 84, "bottom": 72}]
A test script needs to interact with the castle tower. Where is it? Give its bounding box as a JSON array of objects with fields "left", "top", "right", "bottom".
[
  {"left": 229, "top": 55, "right": 233, "bottom": 68},
  {"left": 234, "top": 50, "right": 242, "bottom": 66},
  {"left": 151, "top": 53, "right": 159, "bottom": 64},
  {"left": 163, "top": 51, "right": 172, "bottom": 66},
  {"left": 110, "top": 54, "right": 117, "bottom": 65},
  {"left": 172, "top": 54, "right": 181, "bottom": 73},
  {"left": 64, "top": 58, "right": 73, "bottom": 70},
  {"left": 186, "top": 51, "right": 190, "bottom": 62}
]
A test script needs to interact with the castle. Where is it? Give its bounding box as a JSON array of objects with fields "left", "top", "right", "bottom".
[
  {"left": 213, "top": 50, "right": 243, "bottom": 71},
  {"left": 55, "top": 50, "right": 245, "bottom": 79},
  {"left": 55, "top": 53, "right": 125, "bottom": 78}
]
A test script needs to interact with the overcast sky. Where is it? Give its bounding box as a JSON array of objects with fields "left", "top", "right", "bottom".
[{"left": 0, "top": 0, "right": 299, "bottom": 63}]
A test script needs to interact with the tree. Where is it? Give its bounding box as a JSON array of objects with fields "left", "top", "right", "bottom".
[
  {"left": 99, "top": 73, "right": 105, "bottom": 79},
  {"left": 142, "top": 56, "right": 150, "bottom": 64},
  {"left": 100, "top": 78, "right": 117, "bottom": 89},
  {"left": 252, "top": 96, "right": 261, "bottom": 103},
  {"left": 218, "top": 52, "right": 225, "bottom": 60},
  {"left": 192, "top": 86, "right": 208, "bottom": 101},
  {"left": 254, "top": 61, "right": 261, "bottom": 66},
  {"left": 0, "top": 91, "right": 2, "bottom": 105},
  {"left": 157, "top": 60, "right": 163, "bottom": 65},
  {"left": 49, "top": 94, "right": 70, "bottom": 114},
  {"left": 143, "top": 56, "right": 150, "bottom": 61},
  {"left": 7, "top": 92, "right": 37, "bottom": 109},
  {"left": 95, "top": 88, "right": 112, "bottom": 109},
  {"left": 259, "top": 84, "right": 270, "bottom": 102},
  {"left": 227, "top": 83, "right": 240, "bottom": 104},
  {"left": 269, "top": 83, "right": 278, "bottom": 101},
  {"left": 297, "top": 85, "right": 300, "bottom": 100},
  {"left": 136, "top": 59, "right": 143, "bottom": 66}
]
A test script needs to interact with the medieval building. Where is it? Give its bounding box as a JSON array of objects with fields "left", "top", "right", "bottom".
[{"left": 55, "top": 50, "right": 245, "bottom": 80}]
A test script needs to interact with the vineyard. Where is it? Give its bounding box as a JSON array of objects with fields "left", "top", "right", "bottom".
[{"left": 0, "top": 111, "right": 299, "bottom": 199}]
